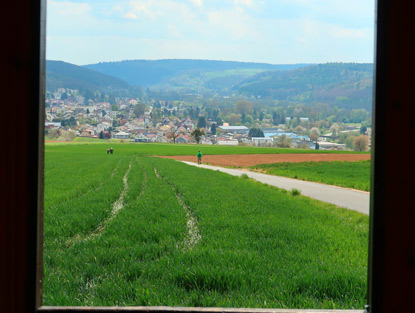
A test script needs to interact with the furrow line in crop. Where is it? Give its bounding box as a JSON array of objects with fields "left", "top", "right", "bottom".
[
  {"left": 136, "top": 162, "right": 147, "bottom": 201},
  {"left": 154, "top": 167, "right": 161, "bottom": 179},
  {"left": 66, "top": 162, "right": 132, "bottom": 246},
  {"left": 110, "top": 160, "right": 121, "bottom": 178},
  {"left": 153, "top": 167, "right": 201, "bottom": 251}
]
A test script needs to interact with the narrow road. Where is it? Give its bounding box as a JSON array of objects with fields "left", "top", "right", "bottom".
[{"left": 182, "top": 161, "right": 369, "bottom": 215}]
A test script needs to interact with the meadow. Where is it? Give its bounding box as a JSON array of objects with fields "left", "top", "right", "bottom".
[
  {"left": 250, "top": 160, "right": 371, "bottom": 191},
  {"left": 45, "top": 140, "right": 368, "bottom": 155},
  {"left": 43, "top": 142, "right": 369, "bottom": 309}
]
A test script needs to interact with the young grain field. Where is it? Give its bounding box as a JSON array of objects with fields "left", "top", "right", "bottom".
[
  {"left": 43, "top": 143, "right": 369, "bottom": 309},
  {"left": 250, "top": 160, "right": 371, "bottom": 191}
]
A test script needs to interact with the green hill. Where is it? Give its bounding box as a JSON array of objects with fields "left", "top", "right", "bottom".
[
  {"left": 233, "top": 63, "right": 373, "bottom": 110},
  {"left": 47, "top": 59, "right": 373, "bottom": 111},
  {"left": 84, "top": 59, "right": 310, "bottom": 88},
  {"left": 83, "top": 60, "right": 373, "bottom": 110},
  {"left": 46, "top": 60, "right": 130, "bottom": 92}
]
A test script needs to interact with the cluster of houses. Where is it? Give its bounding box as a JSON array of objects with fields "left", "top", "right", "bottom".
[{"left": 45, "top": 89, "right": 349, "bottom": 150}]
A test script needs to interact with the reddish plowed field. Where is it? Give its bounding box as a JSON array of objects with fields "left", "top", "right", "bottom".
[{"left": 159, "top": 153, "right": 371, "bottom": 167}]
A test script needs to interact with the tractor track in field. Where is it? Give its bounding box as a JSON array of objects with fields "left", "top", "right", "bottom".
[
  {"left": 136, "top": 161, "right": 147, "bottom": 202},
  {"left": 111, "top": 159, "right": 121, "bottom": 178},
  {"left": 66, "top": 162, "right": 132, "bottom": 246},
  {"left": 154, "top": 167, "right": 201, "bottom": 251}
]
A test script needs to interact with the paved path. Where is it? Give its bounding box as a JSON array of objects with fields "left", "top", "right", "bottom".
[{"left": 182, "top": 161, "right": 369, "bottom": 215}]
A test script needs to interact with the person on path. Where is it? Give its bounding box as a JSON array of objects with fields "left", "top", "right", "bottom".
[{"left": 197, "top": 150, "right": 202, "bottom": 165}]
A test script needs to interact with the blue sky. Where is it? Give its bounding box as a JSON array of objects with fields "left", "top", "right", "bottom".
[{"left": 46, "top": 0, "right": 375, "bottom": 65}]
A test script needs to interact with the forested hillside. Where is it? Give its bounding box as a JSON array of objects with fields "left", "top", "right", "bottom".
[
  {"left": 47, "top": 59, "right": 373, "bottom": 111},
  {"left": 82, "top": 60, "right": 373, "bottom": 110},
  {"left": 84, "top": 59, "right": 310, "bottom": 88},
  {"left": 46, "top": 60, "right": 130, "bottom": 91},
  {"left": 234, "top": 63, "right": 373, "bottom": 110}
]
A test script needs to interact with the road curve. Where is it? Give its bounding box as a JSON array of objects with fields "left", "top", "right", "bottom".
[{"left": 182, "top": 161, "right": 369, "bottom": 215}]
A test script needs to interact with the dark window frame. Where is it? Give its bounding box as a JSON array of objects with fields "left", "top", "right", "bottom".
[{"left": 2, "top": 0, "right": 415, "bottom": 312}]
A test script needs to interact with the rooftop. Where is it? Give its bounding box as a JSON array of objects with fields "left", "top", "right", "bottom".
[{"left": 218, "top": 126, "right": 249, "bottom": 130}]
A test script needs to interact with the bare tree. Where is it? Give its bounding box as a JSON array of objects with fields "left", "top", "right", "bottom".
[
  {"left": 276, "top": 134, "right": 292, "bottom": 148},
  {"left": 353, "top": 135, "right": 369, "bottom": 151},
  {"left": 309, "top": 127, "right": 320, "bottom": 141},
  {"left": 330, "top": 125, "right": 339, "bottom": 136},
  {"left": 167, "top": 126, "right": 183, "bottom": 144},
  {"left": 294, "top": 125, "right": 306, "bottom": 134}
]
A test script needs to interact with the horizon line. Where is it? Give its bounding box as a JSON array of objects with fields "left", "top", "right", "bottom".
[{"left": 46, "top": 58, "right": 374, "bottom": 67}]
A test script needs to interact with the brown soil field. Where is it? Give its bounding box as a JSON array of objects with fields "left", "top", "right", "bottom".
[{"left": 159, "top": 154, "right": 371, "bottom": 167}]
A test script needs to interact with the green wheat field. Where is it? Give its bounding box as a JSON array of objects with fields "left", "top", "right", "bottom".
[
  {"left": 43, "top": 142, "right": 369, "bottom": 309},
  {"left": 251, "top": 160, "right": 371, "bottom": 191}
]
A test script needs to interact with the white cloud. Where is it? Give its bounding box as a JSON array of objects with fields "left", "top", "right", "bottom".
[
  {"left": 207, "top": 9, "right": 260, "bottom": 41},
  {"left": 47, "top": 0, "right": 99, "bottom": 37},
  {"left": 123, "top": 0, "right": 197, "bottom": 22},
  {"left": 190, "top": 0, "right": 203, "bottom": 7},
  {"left": 330, "top": 27, "right": 367, "bottom": 39},
  {"left": 281, "top": 0, "right": 373, "bottom": 20},
  {"left": 127, "top": 1, "right": 154, "bottom": 20},
  {"left": 46, "top": 0, "right": 374, "bottom": 64},
  {"left": 123, "top": 12, "right": 138, "bottom": 19},
  {"left": 109, "top": 5, "right": 124, "bottom": 15},
  {"left": 234, "top": 0, "right": 253, "bottom": 6},
  {"left": 168, "top": 24, "right": 182, "bottom": 38},
  {"left": 297, "top": 19, "right": 370, "bottom": 41},
  {"left": 48, "top": 0, "right": 92, "bottom": 16}
]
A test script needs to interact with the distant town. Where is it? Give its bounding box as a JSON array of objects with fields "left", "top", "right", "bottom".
[{"left": 45, "top": 87, "right": 371, "bottom": 151}]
